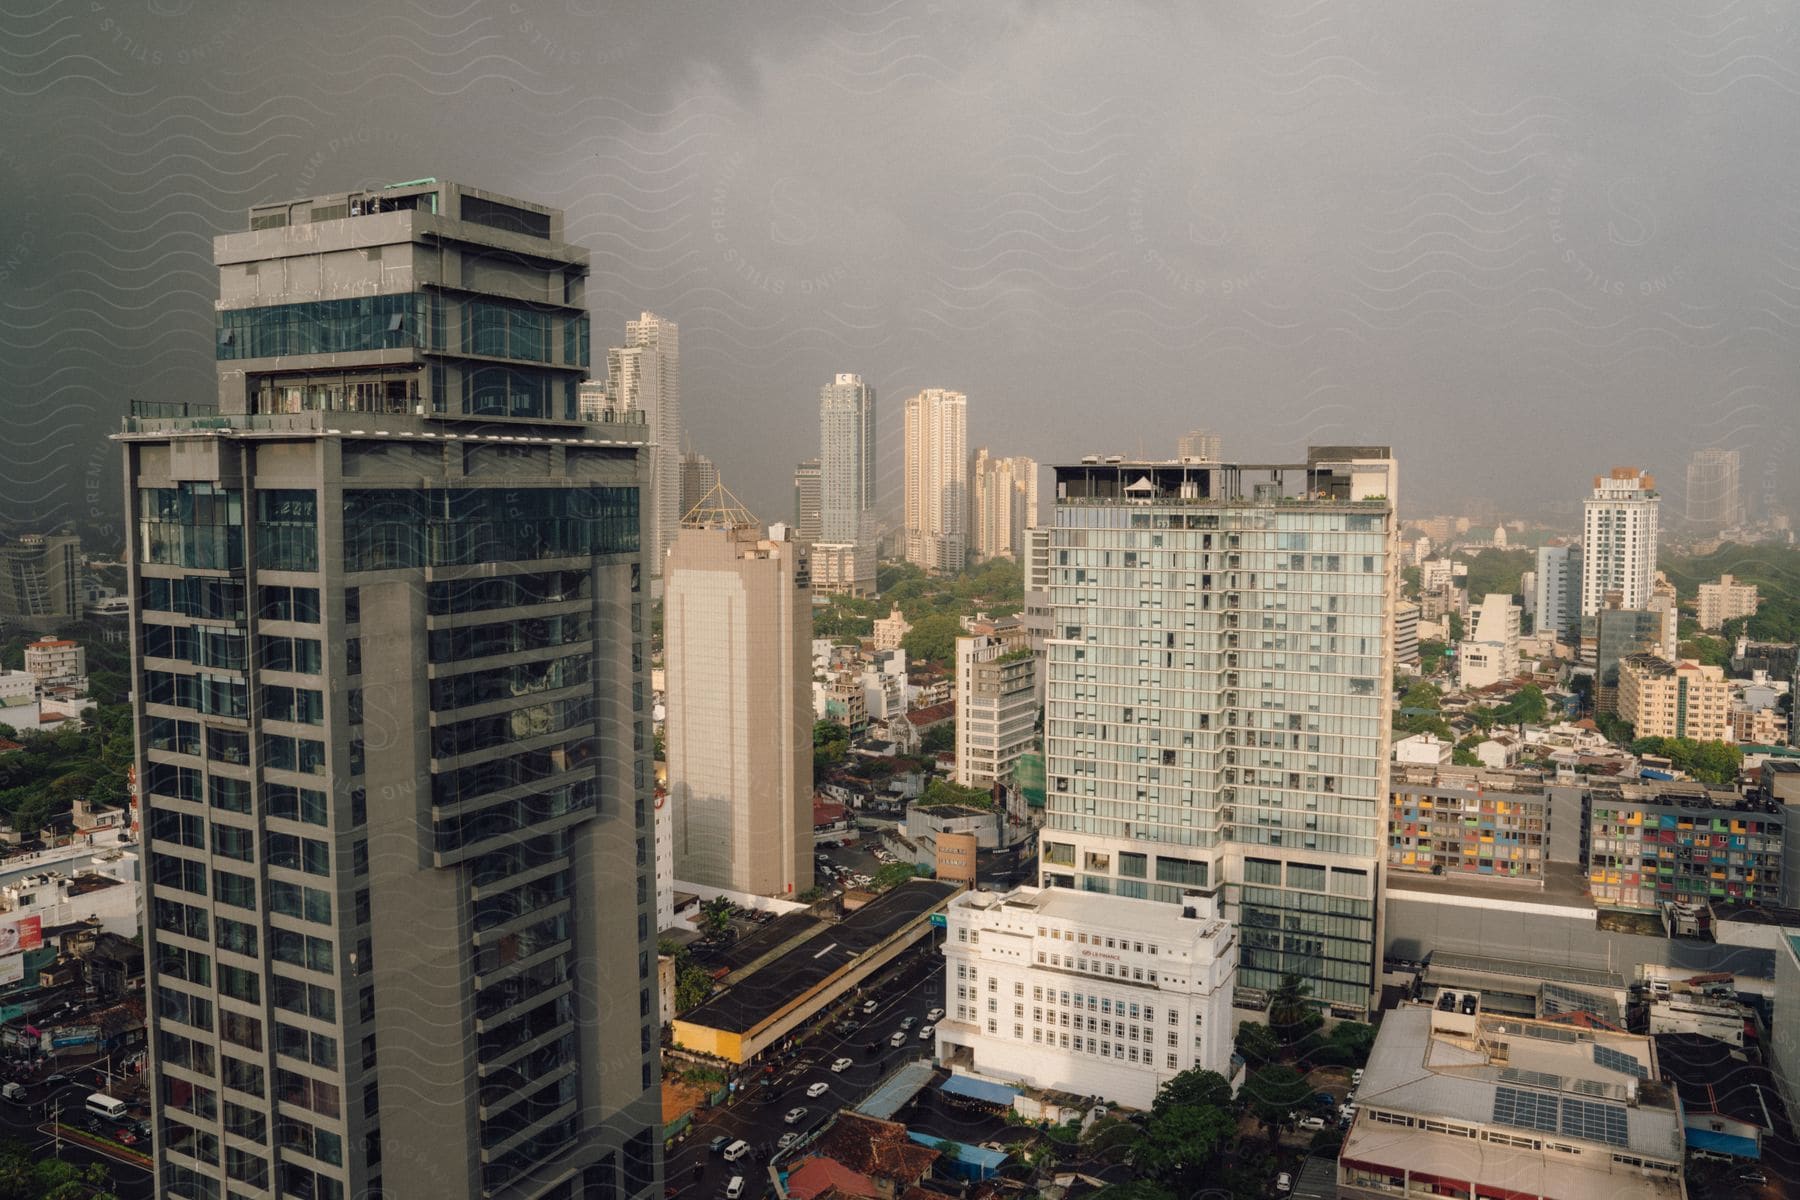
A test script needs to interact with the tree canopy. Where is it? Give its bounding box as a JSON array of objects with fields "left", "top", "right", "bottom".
[
  {"left": 1152, "top": 1068, "right": 1232, "bottom": 1116},
  {"left": 1630, "top": 737, "right": 1743, "bottom": 785}
]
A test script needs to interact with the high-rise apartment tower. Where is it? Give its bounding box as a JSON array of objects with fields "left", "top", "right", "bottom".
[
  {"left": 903, "top": 389, "right": 968, "bottom": 574},
  {"left": 1038, "top": 448, "right": 1397, "bottom": 1014},
  {"left": 1580, "top": 468, "right": 1659, "bottom": 617},
  {"left": 121, "top": 181, "right": 661, "bottom": 1200}
]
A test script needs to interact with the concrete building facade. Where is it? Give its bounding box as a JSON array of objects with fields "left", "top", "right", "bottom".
[
  {"left": 1457, "top": 592, "right": 1521, "bottom": 689},
  {"left": 1037, "top": 449, "right": 1397, "bottom": 1014},
  {"left": 953, "top": 634, "right": 1037, "bottom": 791},
  {"left": 607, "top": 312, "right": 681, "bottom": 576},
  {"left": 1686, "top": 447, "right": 1743, "bottom": 530},
  {"left": 1533, "top": 544, "right": 1581, "bottom": 642},
  {"left": 792, "top": 458, "right": 822, "bottom": 544},
  {"left": 1387, "top": 766, "right": 1551, "bottom": 884},
  {"left": 1580, "top": 468, "right": 1659, "bottom": 617},
  {"left": 902, "top": 389, "right": 968, "bottom": 574},
  {"left": 1177, "top": 430, "right": 1222, "bottom": 462},
  {"left": 1392, "top": 600, "right": 1419, "bottom": 668},
  {"left": 23, "top": 637, "right": 86, "bottom": 689},
  {"left": 1588, "top": 777, "right": 1784, "bottom": 910},
  {"left": 818, "top": 374, "right": 876, "bottom": 548},
  {"left": 1697, "top": 574, "right": 1759, "bottom": 632},
  {"left": 664, "top": 518, "right": 813, "bottom": 899},
  {"left": 124, "top": 182, "right": 661, "bottom": 1200},
  {"left": 0, "top": 533, "right": 81, "bottom": 631},
  {"left": 969, "top": 449, "right": 1038, "bottom": 562},
  {"left": 807, "top": 542, "right": 876, "bottom": 598},
  {"left": 678, "top": 449, "right": 718, "bottom": 523},
  {"left": 1616, "top": 655, "right": 1733, "bottom": 742},
  {"left": 937, "top": 885, "right": 1237, "bottom": 1111}
]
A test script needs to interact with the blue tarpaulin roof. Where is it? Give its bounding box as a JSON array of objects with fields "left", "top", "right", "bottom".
[
  {"left": 907, "top": 1133, "right": 1006, "bottom": 1180},
  {"left": 857, "top": 1060, "right": 935, "bottom": 1121},
  {"left": 939, "top": 1072, "right": 1019, "bottom": 1106},
  {"left": 1684, "top": 1127, "right": 1760, "bottom": 1159}
]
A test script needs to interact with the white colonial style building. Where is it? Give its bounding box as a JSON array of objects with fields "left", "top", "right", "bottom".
[{"left": 937, "top": 885, "right": 1237, "bottom": 1110}]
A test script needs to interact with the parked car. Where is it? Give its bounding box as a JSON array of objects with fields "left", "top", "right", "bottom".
[
  {"left": 806, "top": 1082, "right": 829, "bottom": 1098},
  {"left": 1352, "top": 1068, "right": 1365, "bottom": 1085},
  {"left": 1297, "top": 1116, "right": 1326, "bottom": 1131},
  {"left": 783, "top": 1107, "right": 808, "bottom": 1125},
  {"left": 831, "top": 1057, "right": 853, "bottom": 1073},
  {"left": 709, "top": 1136, "right": 730, "bottom": 1154},
  {"left": 918, "top": 1025, "right": 935, "bottom": 1040},
  {"left": 776, "top": 1132, "right": 799, "bottom": 1152},
  {"left": 926, "top": 1008, "right": 944, "bottom": 1022},
  {"left": 1312, "top": 1091, "right": 1335, "bottom": 1109},
  {"left": 889, "top": 1031, "right": 906, "bottom": 1048},
  {"left": 861, "top": 1000, "right": 878, "bottom": 1014},
  {"left": 725, "top": 1175, "right": 745, "bottom": 1199},
  {"left": 1275, "top": 1173, "right": 1293, "bottom": 1193},
  {"left": 899, "top": 1016, "right": 916, "bottom": 1031}
]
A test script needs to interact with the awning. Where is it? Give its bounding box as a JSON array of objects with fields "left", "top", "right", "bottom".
[{"left": 939, "top": 1072, "right": 1018, "bottom": 1106}]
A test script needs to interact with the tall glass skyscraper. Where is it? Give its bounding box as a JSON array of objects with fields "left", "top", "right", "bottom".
[
  {"left": 1037, "top": 448, "right": 1398, "bottom": 1013},
  {"left": 121, "top": 182, "right": 661, "bottom": 1200}
]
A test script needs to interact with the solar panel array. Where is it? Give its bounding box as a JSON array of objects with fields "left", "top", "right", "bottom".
[
  {"left": 1593, "top": 1044, "right": 1648, "bottom": 1079},
  {"left": 1494, "top": 1086, "right": 1631, "bottom": 1149},
  {"left": 1499, "top": 1067, "right": 1561, "bottom": 1090},
  {"left": 1492, "top": 1086, "right": 1559, "bottom": 1133},
  {"left": 1561, "top": 1097, "right": 1630, "bottom": 1147}
]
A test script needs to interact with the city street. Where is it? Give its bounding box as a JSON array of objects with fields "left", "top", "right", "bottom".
[
  {"left": 667, "top": 940, "right": 947, "bottom": 1200},
  {"left": 0, "top": 1060, "right": 152, "bottom": 1199}
]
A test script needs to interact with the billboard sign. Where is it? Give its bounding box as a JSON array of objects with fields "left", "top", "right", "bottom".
[{"left": 0, "top": 916, "right": 42, "bottom": 954}]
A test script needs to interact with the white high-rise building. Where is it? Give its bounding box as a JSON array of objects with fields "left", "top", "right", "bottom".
[
  {"left": 1533, "top": 544, "right": 1582, "bottom": 641},
  {"left": 953, "top": 634, "right": 1037, "bottom": 790},
  {"left": 609, "top": 312, "right": 682, "bottom": 573},
  {"left": 903, "top": 388, "right": 969, "bottom": 574},
  {"left": 1039, "top": 448, "right": 1397, "bottom": 1014},
  {"left": 1686, "top": 448, "right": 1743, "bottom": 530},
  {"left": 1457, "top": 593, "right": 1521, "bottom": 688},
  {"left": 1580, "top": 467, "right": 1659, "bottom": 617},
  {"left": 969, "top": 448, "right": 1039, "bottom": 561},
  {"left": 819, "top": 373, "right": 877, "bottom": 546},
  {"left": 937, "top": 885, "right": 1237, "bottom": 1111}
]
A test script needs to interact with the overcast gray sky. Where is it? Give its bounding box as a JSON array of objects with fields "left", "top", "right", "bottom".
[{"left": 3, "top": 0, "right": 1796, "bottom": 542}]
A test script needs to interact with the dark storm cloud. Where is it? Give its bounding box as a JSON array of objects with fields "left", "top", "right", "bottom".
[{"left": 2, "top": 0, "right": 1796, "bottom": 537}]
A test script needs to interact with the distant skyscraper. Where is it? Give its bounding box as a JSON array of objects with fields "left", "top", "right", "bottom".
[
  {"left": 903, "top": 388, "right": 968, "bottom": 573},
  {"left": 1533, "top": 544, "right": 1582, "bottom": 642},
  {"left": 1686, "top": 448, "right": 1743, "bottom": 530},
  {"left": 969, "top": 449, "right": 1038, "bottom": 561},
  {"left": 0, "top": 532, "right": 80, "bottom": 631},
  {"left": 1580, "top": 467, "right": 1659, "bottom": 617},
  {"left": 1039, "top": 447, "right": 1399, "bottom": 1015},
  {"left": 1178, "top": 429, "right": 1222, "bottom": 462},
  {"left": 679, "top": 448, "right": 718, "bottom": 521},
  {"left": 819, "top": 373, "right": 877, "bottom": 546},
  {"left": 665, "top": 489, "right": 813, "bottom": 898},
  {"left": 125, "top": 181, "right": 660, "bottom": 1200},
  {"left": 793, "top": 458, "right": 823, "bottom": 543},
  {"left": 608, "top": 312, "right": 681, "bottom": 572},
  {"left": 578, "top": 378, "right": 612, "bottom": 421}
]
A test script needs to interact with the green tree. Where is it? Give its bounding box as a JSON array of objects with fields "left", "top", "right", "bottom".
[
  {"left": 901, "top": 612, "right": 962, "bottom": 666},
  {"left": 1151, "top": 1067, "right": 1232, "bottom": 1116},
  {"left": 1418, "top": 641, "right": 1449, "bottom": 675},
  {"left": 675, "top": 963, "right": 714, "bottom": 1013},
  {"left": 1323, "top": 1021, "right": 1377, "bottom": 1066},
  {"left": 1235, "top": 1019, "right": 1281, "bottom": 1067},
  {"left": 1493, "top": 685, "right": 1548, "bottom": 726},
  {"left": 1240, "top": 1063, "right": 1312, "bottom": 1142},
  {"left": 918, "top": 778, "right": 992, "bottom": 809},
  {"left": 1130, "top": 1102, "right": 1234, "bottom": 1192},
  {"left": 870, "top": 862, "right": 917, "bottom": 892},
  {"left": 1467, "top": 705, "right": 1497, "bottom": 733},
  {"left": 813, "top": 720, "right": 851, "bottom": 775},
  {"left": 1399, "top": 682, "right": 1442, "bottom": 711},
  {"left": 1451, "top": 747, "right": 1482, "bottom": 767},
  {"left": 1090, "top": 1184, "right": 1175, "bottom": 1200},
  {"left": 1268, "top": 973, "right": 1320, "bottom": 1044},
  {"left": 698, "top": 897, "right": 735, "bottom": 938},
  {"left": 920, "top": 723, "right": 955, "bottom": 755}
]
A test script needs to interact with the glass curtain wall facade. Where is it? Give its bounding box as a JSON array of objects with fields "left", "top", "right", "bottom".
[{"left": 1038, "top": 452, "right": 1396, "bottom": 1012}]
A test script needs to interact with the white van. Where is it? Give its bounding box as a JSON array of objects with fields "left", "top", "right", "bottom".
[
  {"left": 725, "top": 1176, "right": 746, "bottom": 1199},
  {"left": 722, "top": 1139, "right": 750, "bottom": 1163},
  {"left": 85, "top": 1093, "right": 128, "bottom": 1121}
]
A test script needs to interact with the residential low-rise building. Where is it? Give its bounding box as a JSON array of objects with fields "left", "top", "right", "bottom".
[
  {"left": 936, "top": 884, "right": 1237, "bottom": 1111},
  {"left": 1731, "top": 700, "right": 1787, "bottom": 746},
  {"left": 1392, "top": 732, "right": 1453, "bottom": 767},
  {"left": 1338, "top": 1005, "right": 1684, "bottom": 1200},
  {"left": 22, "top": 637, "right": 85, "bottom": 691},
  {"left": 1617, "top": 655, "right": 1733, "bottom": 742},
  {"left": 1458, "top": 592, "right": 1522, "bottom": 689},
  {"left": 1587, "top": 778, "right": 1784, "bottom": 910},
  {"left": 1387, "top": 766, "right": 1551, "bottom": 884},
  {"left": 872, "top": 606, "right": 911, "bottom": 652},
  {"left": 811, "top": 541, "right": 877, "bottom": 597},
  {"left": 1697, "top": 574, "right": 1759, "bottom": 632},
  {"left": 953, "top": 634, "right": 1037, "bottom": 790},
  {"left": 1394, "top": 600, "right": 1420, "bottom": 667}
]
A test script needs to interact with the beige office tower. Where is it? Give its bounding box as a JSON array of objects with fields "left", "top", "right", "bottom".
[
  {"left": 903, "top": 388, "right": 968, "bottom": 574},
  {"left": 1178, "top": 429, "right": 1222, "bottom": 462},
  {"left": 664, "top": 489, "right": 813, "bottom": 898},
  {"left": 969, "top": 449, "right": 1038, "bottom": 561},
  {"left": 607, "top": 312, "right": 681, "bottom": 573},
  {"left": 121, "top": 182, "right": 661, "bottom": 1200}
]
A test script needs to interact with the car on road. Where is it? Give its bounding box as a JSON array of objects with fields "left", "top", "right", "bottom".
[
  {"left": 898, "top": 1016, "right": 916, "bottom": 1031},
  {"left": 42, "top": 1073, "right": 68, "bottom": 1088},
  {"left": 806, "top": 1082, "right": 829, "bottom": 1098},
  {"left": 709, "top": 1136, "right": 730, "bottom": 1154},
  {"left": 926, "top": 1007, "right": 944, "bottom": 1022},
  {"left": 831, "top": 1057, "right": 853, "bottom": 1073},
  {"left": 777, "top": 1132, "right": 800, "bottom": 1152},
  {"left": 783, "top": 1107, "right": 808, "bottom": 1125},
  {"left": 725, "top": 1175, "right": 746, "bottom": 1199},
  {"left": 889, "top": 1031, "right": 907, "bottom": 1048},
  {"left": 1275, "top": 1172, "right": 1293, "bottom": 1193},
  {"left": 918, "top": 1025, "right": 935, "bottom": 1040},
  {"left": 861, "top": 1000, "right": 878, "bottom": 1014},
  {"left": 722, "top": 1140, "right": 751, "bottom": 1163}
]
